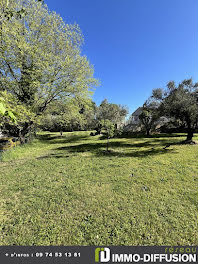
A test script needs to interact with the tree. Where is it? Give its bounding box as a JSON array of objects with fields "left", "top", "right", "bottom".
[
  {"left": 100, "top": 120, "right": 115, "bottom": 152},
  {"left": 78, "top": 100, "right": 97, "bottom": 130},
  {"left": 152, "top": 79, "right": 198, "bottom": 143},
  {"left": 40, "top": 98, "right": 97, "bottom": 132},
  {"left": 0, "top": 0, "right": 98, "bottom": 138},
  {"left": 0, "top": 91, "right": 36, "bottom": 142},
  {"left": 97, "top": 99, "right": 128, "bottom": 129},
  {"left": 139, "top": 100, "right": 159, "bottom": 136},
  {"left": 139, "top": 110, "right": 153, "bottom": 136}
]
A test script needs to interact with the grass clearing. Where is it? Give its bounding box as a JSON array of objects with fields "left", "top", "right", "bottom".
[{"left": 0, "top": 131, "right": 198, "bottom": 245}]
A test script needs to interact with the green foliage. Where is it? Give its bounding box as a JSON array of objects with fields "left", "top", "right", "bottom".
[
  {"left": 100, "top": 119, "right": 116, "bottom": 151},
  {"left": 97, "top": 99, "right": 128, "bottom": 125},
  {"left": 0, "top": 0, "right": 97, "bottom": 108},
  {"left": 152, "top": 79, "right": 198, "bottom": 141},
  {"left": 0, "top": 0, "right": 98, "bottom": 137},
  {"left": 100, "top": 119, "right": 115, "bottom": 138},
  {"left": 0, "top": 102, "right": 6, "bottom": 116},
  {"left": 0, "top": 91, "right": 17, "bottom": 123},
  {"left": 0, "top": 91, "right": 36, "bottom": 139},
  {"left": 40, "top": 98, "right": 97, "bottom": 132},
  {"left": 139, "top": 101, "right": 159, "bottom": 136},
  {"left": 152, "top": 88, "right": 163, "bottom": 100},
  {"left": 139, "top": 110, "right": 152, "bottom": 134}
]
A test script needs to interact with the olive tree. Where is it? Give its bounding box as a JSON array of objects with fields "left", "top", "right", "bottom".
[
  {"left": 139, "top": 100, "right": 160, "bottom": 136},
  {"left": 152, "top": 79, "right": 198, "bottom": 143}
]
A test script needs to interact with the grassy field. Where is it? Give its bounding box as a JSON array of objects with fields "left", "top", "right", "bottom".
[{"left": 0, "top": 131, "right": 198, "bottom": 245}]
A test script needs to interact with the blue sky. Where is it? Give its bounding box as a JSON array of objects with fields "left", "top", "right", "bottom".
[{"left": 45, "top": 0, "right": 198, "bottom": 114}]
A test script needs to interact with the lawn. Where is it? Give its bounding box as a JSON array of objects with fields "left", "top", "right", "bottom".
[{"left": 0, "top": 131, "right": 198, "bottom": 245}]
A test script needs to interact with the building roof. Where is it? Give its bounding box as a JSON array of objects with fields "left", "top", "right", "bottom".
[{"left": 131, "top": 107, "right": 143, "bottom": 116}]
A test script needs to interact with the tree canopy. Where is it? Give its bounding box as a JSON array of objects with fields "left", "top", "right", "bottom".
[
  {"left": 97, "top": 99, "right": 128, "bottom": 125},
  {"left": 152, "top": 79, "right": 198, "bottom": 142},
  {"left": 40, "top": 98, "right": 97, "bottom": 132},
  {"left": 0, "top": 0, "right": 97, "bottom": 110},
  {"left": 0, "top": 0, "right": 98, "bottom": 138}
]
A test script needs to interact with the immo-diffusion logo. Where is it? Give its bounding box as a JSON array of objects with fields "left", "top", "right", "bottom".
[
  {"left": 94, "top": 247, "right": 197, "bottom": 263},
  {"left": 95, "top": 248, "right": 111, "bottom": 263}
]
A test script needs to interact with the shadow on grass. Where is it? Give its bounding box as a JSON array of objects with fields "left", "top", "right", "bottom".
[
  {"left": 37, "top": 134, "right": 60, "bottom": 141},
  {"left": 118, "top": 133, "right": 186, "bottom": 139},
  {"left": 37, "top": 153, "right": 70, "bottom": 159},
  {"left": 37, "top": 139, "right": 180, "bottom": 160},
  {"left": 36, "top": 131, "right": 190, "bottom": 160},
  {"left": 37, "top": 133, "right": 89, "bottom": 145},
  {"left": 59, "top": 141, "right": 176, "bottom": 156}
]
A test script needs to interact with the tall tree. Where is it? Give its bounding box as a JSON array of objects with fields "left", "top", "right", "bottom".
[
  {"left": 0, "top": 0, "right": 97, "bottom": 137},
  {"left": 152, "top": 79, "right": 198, "bottom": 142}
]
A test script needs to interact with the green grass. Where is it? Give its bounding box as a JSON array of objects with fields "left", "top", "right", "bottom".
[{"left": 0, "top": 131, "right": 198, "bottom": 245}]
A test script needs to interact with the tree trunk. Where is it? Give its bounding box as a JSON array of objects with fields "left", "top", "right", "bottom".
[
  {"left": 106, "top": 137, "right": 109, "bottom": 152},
  {"left": 19, "top": 121, "right": 34, "bottom": 144},
  {"left": 19, "top": 130, "right": 25, "bottom": 144},
  {"left": 184, "top": 122, "right": 196, "bottom": 143},
  {"left": 146, "top": 128, "right": 150, "bottom": 136},
  {"left": 186, "top": 129, "right": 194, "bottom": 142}
]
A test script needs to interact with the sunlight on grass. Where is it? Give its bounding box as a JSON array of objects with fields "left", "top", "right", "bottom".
[{"left": 0, "top": 132, "right": 198, "bottom": 245}]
